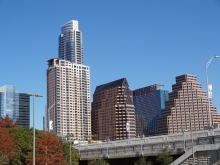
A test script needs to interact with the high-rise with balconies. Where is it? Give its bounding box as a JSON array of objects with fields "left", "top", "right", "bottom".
[
  {"left": 46, "top": 20, "right": 91, "bottom": 140},
  {"left": 158, "top": 74, "right": 220, "bottom": 134}
]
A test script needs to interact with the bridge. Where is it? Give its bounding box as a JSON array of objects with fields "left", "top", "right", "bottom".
[{"left": 75, "top": 129, "right": 220, "bottom": 165}]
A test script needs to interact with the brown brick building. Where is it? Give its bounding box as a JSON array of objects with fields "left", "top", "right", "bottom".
[
  {"left": 91, "top": 78, "right": 136, "bottom": 141},
  {"left": 158, "top": 74, "right": 220, "bottom": 134}
]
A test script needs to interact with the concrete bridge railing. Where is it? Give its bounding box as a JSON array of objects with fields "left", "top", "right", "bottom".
[{"left": 74, "top": 129, "right": 220, "bottom": 160}]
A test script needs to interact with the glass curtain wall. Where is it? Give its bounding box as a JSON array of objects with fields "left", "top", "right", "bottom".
[{"left": 134, "top": 88, "right": 169, "bottom": 136}]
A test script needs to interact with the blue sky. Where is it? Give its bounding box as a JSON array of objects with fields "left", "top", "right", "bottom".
[{"left": 0, "top": 0, "right": 220, "bottom": 129}]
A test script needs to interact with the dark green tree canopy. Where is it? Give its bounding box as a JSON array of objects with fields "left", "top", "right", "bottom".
[
  {"left": 156, "top": 147, "right": 173, "bottom": 165},
  {"left": 62, "top": 142, "right": 80, "bottom": 165},
  {"left": 134, "top": 156, "right": 151, "bottom": 165}
]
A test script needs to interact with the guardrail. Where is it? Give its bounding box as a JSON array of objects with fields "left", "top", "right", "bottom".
[{"left": 75, "top": 129, "right": 220, "bottom": 160}]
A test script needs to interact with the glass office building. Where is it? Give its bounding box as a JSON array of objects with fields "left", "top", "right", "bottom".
[
  {"left": 0, "top": 85, "right": 30, "bottom": 127},
  {"left": 133, "top": 84, "right": 169, "bottom": 136},
  {"left": 17, "top": 93, "right": 30, "bottom": 127}
]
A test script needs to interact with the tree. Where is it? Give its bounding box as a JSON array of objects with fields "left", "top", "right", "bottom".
[
  {"left": 156, "top": 147, "right": 173, "bottom": 165},
  {"left": 0, "top": 155, "right": 9, "bottom": 165},
  {"left": 62, "top": 142, "right": 80, "bottom": 165},
  {"left": 28, "top": 131, "right": 66, "bottom": 165},
  {"left": 91, "top": 157, "right": 110, "bottom": 165},
  {"left": 0, "top": 127, "right": 16, "bottom": 165},
  {"left": 134, "top": 155, "right": 151, "bottom": 165},
  {"left": 0, "top": 116, "right": 17, "bottom": 128},
  {"left": 9, "top": 127, "right": 33, "bottom": 165}
]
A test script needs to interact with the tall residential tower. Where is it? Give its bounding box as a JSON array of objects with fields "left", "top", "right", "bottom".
[{"left": 46, "top": 20, "right": 91, "bottom": 140}]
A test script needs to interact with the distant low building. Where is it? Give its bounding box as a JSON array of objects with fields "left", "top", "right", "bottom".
[{"left": 0, "top": 85, "right": 30, "bottom": 127}]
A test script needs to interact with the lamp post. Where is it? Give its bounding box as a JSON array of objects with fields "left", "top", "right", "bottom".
[
  {"left": 181, "top": 128, "right": 187, "bottom": 152},
  {"left": 66, "top": 133, "right": 74, "bottom": 165},
  {"left": 27, "top": 93, "right": 43, "bottom": 165},
  {"left": 47, "top": 103, "right": 55, "bottom": 132},
  {"left": 189, "top": 112, "right": 195, "bottom": 165},
  {"left": 206, "top": 55, "right": 219, "bottom": 128}
]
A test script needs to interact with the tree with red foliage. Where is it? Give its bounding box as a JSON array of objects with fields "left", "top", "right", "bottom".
[
  {"left": 0, "top": 127, "right": 16, "bottom": 164},
  {"left": 0, "top": 116, "right": 17, "bottom": 128},
  {"left": 28, "top": 131, "right": 67, "bottom": 165}
]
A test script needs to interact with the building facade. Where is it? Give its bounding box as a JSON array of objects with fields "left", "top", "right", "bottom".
[
  {"left": 17, "top": 93, "right": 30, "bottom": 127},
  {"left": 47, "top": 58, "right": 91, "bottom": 140},
  {"left": 0, "top": 85, "right": 30, "bottom": 127},
  {"left": 158, "top": 74, "right": 220, "bottom": 134},
  {"left": 133, "top": 84, "right": 169, "bottom": 136},
  {"left": 91, "top": 78, "right": 136, "bottom": 141},
  {"left": 43, "top": 104, "right": 48, "bottom": 131}
]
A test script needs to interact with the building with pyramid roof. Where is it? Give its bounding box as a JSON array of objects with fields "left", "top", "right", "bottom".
[
  {"left": 158, "top": 74, "right": 220, "bottom": 134},
  {"left": 91, "top": 78, "right": 136, "bottom": 141}
]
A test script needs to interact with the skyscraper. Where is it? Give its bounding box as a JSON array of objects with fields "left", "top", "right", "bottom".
[
  {"left": 46, "top": 20, "right": 91, "bottom": 140},
  {"left": 91, "top": 78, "right": 136, "bottom": 141},
  {"left": 0, "top": 85, "right": 30, "bottom": 127},
  {"left": 59, "top": 20, "right": 83, "bottom": 64},
  {"left": 133, "top": 84, "right": 169, "bottom": 136},
  {"left": 158, "top": 74, "right": 220, "bottom": 134}
]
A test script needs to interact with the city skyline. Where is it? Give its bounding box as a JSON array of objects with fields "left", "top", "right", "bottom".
[{"left": 0, "top": 1, "right": 219, "bottom": 129}]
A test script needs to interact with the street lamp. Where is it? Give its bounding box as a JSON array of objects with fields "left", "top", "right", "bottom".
[
  {"left": 205, "top": 55, "right": 219, "bottom": 128},
  {"left": 66, "top": 133, "right": 74, "bottom": 165},
  {"left": 181, "top": 128, "right": 187, "bottom": 152},
  {"left": 189, "top": 112, "right": 195, "bottom": 165},
  {"left": 27, "top": 93, "right": 43, "bottom": 165},
  {"left": 47, "top": 103, "right": 55, "bottom": 132}
]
